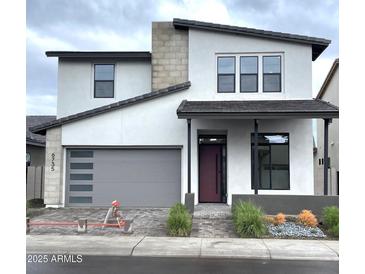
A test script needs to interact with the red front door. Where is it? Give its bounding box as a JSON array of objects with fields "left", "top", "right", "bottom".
[{"left": 199, "top": 144, "right": 222, "bottom": 202}]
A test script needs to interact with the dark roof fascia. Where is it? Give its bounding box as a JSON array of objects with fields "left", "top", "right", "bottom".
[
  {"left": 316, "top": 58, "right": 339, "bottom": 99},
  {"left": 31, "top": 82, "right": 191, "bottom": 135},
  {"left": 176, "top": 99, "right": 339, "bottom": 119},
  {"left": 177, "top": 112, "right": 338, "bottom": 119},
  {"left": 46, "top": 51, "right": 152, "bottom": 59},
  {"left": 173, "top": 18, "right": 331, "bottom": 61},
  {"left": 26, "top": 138, "right": 45, "bottom": 147}
]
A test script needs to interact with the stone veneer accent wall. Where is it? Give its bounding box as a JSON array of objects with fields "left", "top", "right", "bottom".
[
  {"left": 152, "top": 22, "right": 188, "bottom": 90},
  {"left": 44, "top": 127, "right": 64, "bottom": 206}
]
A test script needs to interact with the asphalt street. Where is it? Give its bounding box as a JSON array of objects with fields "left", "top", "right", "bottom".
[{"left": 27, "top": 255, "right": 339, "bottom": 274}]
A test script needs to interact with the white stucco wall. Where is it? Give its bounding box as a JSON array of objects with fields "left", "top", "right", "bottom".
[
  {"left": 57, "top": 59, "right": 151, "bottom": 118},
  {"left": 62, "top": 91, "right": 314, "bottom": 204},
  {"left": 59, "top": 29, "right": 316, "bottom": 205},
  {"left": 188, "top": 29, "right": 313, "bottom": 100}
]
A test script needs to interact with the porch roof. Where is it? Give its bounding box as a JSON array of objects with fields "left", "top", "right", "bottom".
[{"left": 176, "top": 99, "right": 339, "bottom": 119}]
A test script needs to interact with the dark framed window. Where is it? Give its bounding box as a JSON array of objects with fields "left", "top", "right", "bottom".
[
  {"left": 69, "top": 196, "right": 92, "bottom": 203},
  {"left": 70, "top": 150, "right": 93, "bottom": 158},
  {"left": 263, "top": 56, "right": 281, "bottom": 92},
  {"left": 70, "top": 163, "right": 93, "bottom": 169},
  {"left": 251, "top": 133, "right": 289, "bottom": 190},
  {"left": 217, "top": 57, "right": 235, "bottom": 93},
  {"left": 94, "top": 64, "right": 114, "bottom": 98},
  {"left": 70, "top": 173, "right": 93, "bottom": 180},
  {"left": 240, "top": 56, "right": 258, "bottom": 92},
  {"left": 69, "top": 185, "right": 93, "bottom": 191}
]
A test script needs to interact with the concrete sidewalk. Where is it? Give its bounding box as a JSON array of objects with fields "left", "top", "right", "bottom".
[{"left": 26, "top": 235, "right": 339, "bottom": 261}]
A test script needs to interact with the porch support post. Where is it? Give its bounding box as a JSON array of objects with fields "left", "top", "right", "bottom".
[
  {"left": 254, "top": 119, "right": 259, "bottom": 195},
  {"left": 323, "top": 118, "right": 331, "bottom": 195},
  {"left": 187, "top": 118, "right": 191, "bottom": 193}
]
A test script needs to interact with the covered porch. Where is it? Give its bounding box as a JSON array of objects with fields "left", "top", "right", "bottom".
[{"left": 177, "top": 99, "right": 339, "bottom": 204}]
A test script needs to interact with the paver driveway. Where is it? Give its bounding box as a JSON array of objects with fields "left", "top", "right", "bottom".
[
  {"left": 27, "top": 204, "right": 237, "bottom": 237},
  {"left": 28, "top": 208, "right": 169, "bottom": 236}
]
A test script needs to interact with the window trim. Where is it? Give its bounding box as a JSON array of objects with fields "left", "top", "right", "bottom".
[
  {"left": 263, "top": 55, "right": 282, "bottom": 93},
  {"left": 94, "top": 64, "right": 115, "bottom": 98},
  {"left": 240, "top": 56, "right": 258, "bottom": 93},
  {"left": 250, "top": 132, "right": 290, "bottom": 190},
  {"left": 217, "top": 56, "right": 236, "bottom": 93}
]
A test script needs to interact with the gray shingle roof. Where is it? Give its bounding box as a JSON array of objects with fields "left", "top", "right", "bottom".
[
  {"left": 31, "top": 82, "right": 191, "bottom": 135},
  {"left": 177, "top": 99, "right": 339, "bottom": 119},
  {"left": 26, "top": 115, "right": 56, "bottom": 145},
  {"left": 173, "top": 18, "right": 330, "bottom": 61}
]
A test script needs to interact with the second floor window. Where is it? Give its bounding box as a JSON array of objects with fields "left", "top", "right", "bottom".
[
  {"left": 263, "top": 56, "right": 281, "bottom": 92},
  {"left": 240, "top": 56, "right": 258, "bottom": 92},
  {"left": 94, "top": 64, "right": 114, "bottom": 98},
  {"left": 217, "top": 57, "right": 235, "bottom": 93}
]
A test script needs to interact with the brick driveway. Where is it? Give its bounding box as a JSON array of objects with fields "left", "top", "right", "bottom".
[{"left": 28, "top": 204, "right": 237, "bottom": 237}]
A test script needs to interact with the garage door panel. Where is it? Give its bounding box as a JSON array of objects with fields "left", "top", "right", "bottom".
[
  {"left": 66, "top": 148, "right": 181, "bottom": 207},
  {"left": 93, "top": 151, "right": 180, "bottom": 182},
  {"left": 92, "top": 182, "right": 179, "bottom": 207}
]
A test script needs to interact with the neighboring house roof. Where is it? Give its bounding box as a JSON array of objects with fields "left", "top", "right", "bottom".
[
  {"left": 176, "top": 99, "right": 339, "bottom": 119},
  {"left": 31, "top": 82, "right": 191, "bottom": 135},
  {"left": 26, "top": 115, "right": 56, "bottom": 146},
  {"left": 45, "top": 51, "right": 151, "bottom": 59},
  {"left": 173, "top": 18, "right": 330, "bottom": 61},
  {"left": 316, "top": 58, "right": 339, "bottom": 99}
]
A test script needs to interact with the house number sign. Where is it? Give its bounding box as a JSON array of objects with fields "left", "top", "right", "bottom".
[{"left": 51, "top": 153, "right": 55, "bottom": 171}]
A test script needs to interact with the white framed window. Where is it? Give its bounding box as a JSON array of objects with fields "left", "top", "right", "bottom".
[{"left": 216, "top": 53, "right": 284, "bottom": 94}]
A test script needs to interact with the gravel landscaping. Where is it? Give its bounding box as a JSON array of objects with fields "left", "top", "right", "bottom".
[{"left": 267, "top": 222, "right": 326, "bottom": 238}]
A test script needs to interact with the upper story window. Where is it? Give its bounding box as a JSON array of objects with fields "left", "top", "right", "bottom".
[
  {"left": 217, "top": 57, "right": 235, "bottom": 93},
  {"left": 240, "top": 56, "right": 258, "bottom": 93},
  {"left": 263, "top": 56, "right": 281, "bottom": 92},
  {"left": 94, "top": 64, "right": 114, "bottom": 98},
  {"left": 216, "top": 53, "right": 284, "bottom": 94}
]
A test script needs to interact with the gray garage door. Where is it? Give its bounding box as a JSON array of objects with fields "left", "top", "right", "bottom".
[{"left": 65, "top": 148, "right": 181, "bottom": 207}]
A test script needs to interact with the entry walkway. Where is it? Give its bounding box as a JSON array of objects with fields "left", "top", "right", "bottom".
[{"left": 191, "top": 204, "right": 236, "bottom": 238}]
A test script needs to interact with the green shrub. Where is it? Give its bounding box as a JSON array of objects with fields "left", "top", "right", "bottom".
[
  {"left": 167, "top": 203, "right": 192, "bottom": 237},
  {"left": 232, "top": 201, "right": 267, "bottom": 238},
  {"left": 323, "top": 206, "right": 339, "bottom": 237},
  {"left": 26, "top": 199, "right": 45, "bottom": 208}
]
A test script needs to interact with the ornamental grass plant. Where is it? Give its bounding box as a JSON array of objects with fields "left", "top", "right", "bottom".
[
  {"left": 232, "top": 201, "right": 267, "bottom": 238},
  {"left": 167, "top": 203, "right": 192, "bottom": 237}
]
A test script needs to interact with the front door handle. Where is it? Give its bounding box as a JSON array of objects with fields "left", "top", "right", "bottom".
[{"left": 216, "top": 154, "right": 218, "bottom": 194}]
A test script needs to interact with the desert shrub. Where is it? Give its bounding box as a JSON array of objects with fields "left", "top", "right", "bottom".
[
  {"left": 297, "top": 209, "right": 318, "bottom": 228},
  {"left": 273, "top": 213, "right": 286, "bottom": 225},
  {"left": 323, "top": 206, "right": 339, "bottom": 237},
  {"left": 167, "top": 203, "right": 192, "bottom": 237},
  {"left": 232, "top": 201, "right": 267, "bottom": 238}
]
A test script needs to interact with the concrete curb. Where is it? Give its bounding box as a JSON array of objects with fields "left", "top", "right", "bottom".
[{"left": 26, "top": 235, "right": 339, "bottom": 261}]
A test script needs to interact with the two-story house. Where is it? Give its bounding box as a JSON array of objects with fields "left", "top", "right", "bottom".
[{"left": 31, "top": 18, "right": 338, "bottom": 208}]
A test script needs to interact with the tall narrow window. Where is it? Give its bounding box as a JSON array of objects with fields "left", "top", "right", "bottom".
[
  {"left": 240, "top": 56, "right": 258, "bottom": 92},
  {"left": 94, "top": 64, "right": 114, "bottom": 98},
  {"left": 251, "top": 133, "right": 289, "bottom": 190},
  {"left": 263, "top": 56, "right": 281, "bottom": 92},
  {"left": 217, "top": 57, "right": 235, "bottom": 93}
]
